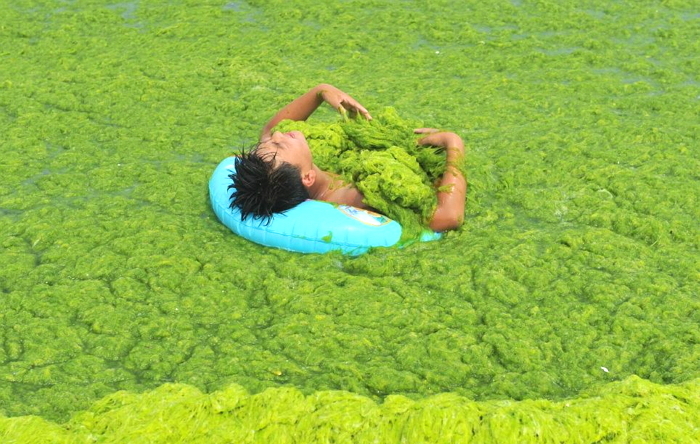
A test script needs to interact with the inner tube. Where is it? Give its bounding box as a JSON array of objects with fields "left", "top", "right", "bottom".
[{"left": 209, "top": 156, "right": 440, "bottom": 255}]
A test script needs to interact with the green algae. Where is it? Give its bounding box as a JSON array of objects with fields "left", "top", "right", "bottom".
[
  {"left": 0, "top": 0, "right": 699, "bottom": 440},
  {"left": 275, "top": 107, "right": 455, "bottom": 238},
  {"left": 1, "top": 376, "right": 699, "bottom": 443}
]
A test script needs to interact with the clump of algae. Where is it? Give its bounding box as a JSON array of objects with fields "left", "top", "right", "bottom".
[
  {"left": 1, "top": 376, "right": 698, "bottom": 443},
  {"left": 275, "top": 107, "right": 463, "bottom": 238}
]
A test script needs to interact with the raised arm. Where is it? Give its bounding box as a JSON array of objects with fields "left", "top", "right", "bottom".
[
  {"left": 415, "top": 130, "right": 467, "bottom": 232},
  {"left": 260, "top": 84, "right": 371, "bottom": 140}
]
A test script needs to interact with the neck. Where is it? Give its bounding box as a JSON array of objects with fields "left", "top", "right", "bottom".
[{"left": 307, "top": 165, "right": 333, "bottom": 200}]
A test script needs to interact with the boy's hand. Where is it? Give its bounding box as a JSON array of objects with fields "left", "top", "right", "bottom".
[{"left": 316, "top": 84, "right": 372, "bottom": 120}]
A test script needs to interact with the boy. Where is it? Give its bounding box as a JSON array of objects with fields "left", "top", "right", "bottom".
[{"left": 229, "top": 84, "right": 466, "bottom": 232}]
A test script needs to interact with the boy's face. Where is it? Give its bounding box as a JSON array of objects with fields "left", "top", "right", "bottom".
[{"left": 257, "top": 131, "right": 313, "bottom": 172}]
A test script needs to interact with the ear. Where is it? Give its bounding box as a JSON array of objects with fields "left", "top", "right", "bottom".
[{"left": 301, "top": 168, "right": 316, "bottom": 188}]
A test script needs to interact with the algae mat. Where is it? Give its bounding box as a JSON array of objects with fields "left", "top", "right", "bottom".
[
  {"left": 1, "top": 0, "right": 699, "bottom": 440},
  {"left": 2, "top": 377, "right": 700, "bottom": 443}
]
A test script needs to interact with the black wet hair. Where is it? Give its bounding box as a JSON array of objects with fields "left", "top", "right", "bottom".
[{"left": 228, "top": 148, "right": 310, "bottom": 224}]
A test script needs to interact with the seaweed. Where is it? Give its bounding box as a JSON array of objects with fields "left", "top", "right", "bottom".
[{"left": 276, "top": 108, "right": 452, "bottom": 238}]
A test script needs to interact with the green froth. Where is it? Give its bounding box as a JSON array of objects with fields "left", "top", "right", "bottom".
[{"left": 1, "top": 0, "right": 699, "bottom": 439}]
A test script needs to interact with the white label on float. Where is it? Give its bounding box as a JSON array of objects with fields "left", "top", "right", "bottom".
[{"left": 338, "top": 205, "right": 391, "bottom": 226}]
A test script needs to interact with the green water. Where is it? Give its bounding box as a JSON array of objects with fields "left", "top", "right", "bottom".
[{"left": 1, "top": 0, "right": 699, "bottom": 433}]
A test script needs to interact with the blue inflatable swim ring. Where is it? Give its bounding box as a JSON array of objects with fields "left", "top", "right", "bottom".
[{"left": 209, "top": 157, "right": 440, "bottom": 255}]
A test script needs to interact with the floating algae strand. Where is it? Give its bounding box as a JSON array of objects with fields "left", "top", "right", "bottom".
[
  {"left": 1, "top": 376, "right": 699, "bottom": 443},
  {"left": 276, "top": 107, "right": 464, "bottom": 239}
]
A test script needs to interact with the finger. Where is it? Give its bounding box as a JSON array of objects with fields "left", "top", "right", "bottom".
[
  {"left": 414, "top": 128, "right": 440, "bottom": 134},
  {"left": 353, "top": 103, "right": 372, "bottom": 121},
  {"left": 416, "top": 133, "right": 442, "bottom": 146},
  {"left": 356, "top": 105, "right": 372, "bottom": 120},
  {"left": 352, "top": 102, "right": 369, "bottom": 115},
  {"left": 340, "top": 98, "right": 359, "bottom": 112},
  {"left": 340, "top": 97, "right": 368, "bottom": 115}
]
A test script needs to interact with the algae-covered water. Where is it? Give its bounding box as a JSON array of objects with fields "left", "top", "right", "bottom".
[{"left": 1, "top": 0, "right": 699, "bottom": 439}]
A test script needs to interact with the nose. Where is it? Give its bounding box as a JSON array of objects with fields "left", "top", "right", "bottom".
[{"left": 261, "top": 132, "right": 281, "bottom": 143}]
